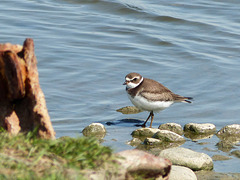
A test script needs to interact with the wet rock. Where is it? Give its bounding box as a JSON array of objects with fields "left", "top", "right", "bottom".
[
  {"left": 143, "top": 137, "right": 163, "bottom": 146},
  {"left": 126, "top": 138, "right": 142, "bottom": 146},
  {"left": 158, "top": 123, "right": 184, "bottom": 135},
  {"left": 217, "top": 124, "right": 240, "bottom": 137},
  {"left": 195, "top": 171, "right": 240, "bottom": 180},
  {"left": 116, "top": 149, "right": 171, "bottom": 180},
  {"left": 216, "top": 140, "right": 235, "bottom": 152},
  {"left": 230, "top": 150, "right": 240, "bottom": 158},
  {"left": 216, "top": 124, "right": 240, "bottom": 152},
  {"left": 184, "top": 123, "right": 216, "bottom": 134},
  {"left": 184, "top": 133, "right": 214, "bottom": 141},
  {"left": 152, "top": 130, "right": 185, "bottom": 142},
  {"left": 82, "top": 123, "right": 106, "bottom": 139},
  {"left": 0, "top": 39, "right": 55, "bottom": 139},
  {"left": 159, "top": 147, "right": 213, "bottom": 171},
  {"left": 212, "top": 155, "right": 231, "bottom": 161},
  {"left": 169, "top": 165, "right": 197, "bottom": 180},
  {"left": 116, "top": 106, "right": 142, "bottom": 114},
  {"left": 131, "top": 128, "right": 160, "bottom": 138}
]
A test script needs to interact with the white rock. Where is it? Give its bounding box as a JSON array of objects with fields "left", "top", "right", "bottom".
[
  {"left": 168, "top": 165, "right": 197, "bottom": 180},
  {"left": 159, "top": 147, "right": 213, "bottom": 171}
]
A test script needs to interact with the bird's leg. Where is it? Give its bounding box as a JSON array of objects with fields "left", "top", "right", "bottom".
[
  {"left": 142, "top": 111, "right": 153, "bottom": 127},
  {"left": 149, "top": 111, "right": 154, "bottom": 128}
]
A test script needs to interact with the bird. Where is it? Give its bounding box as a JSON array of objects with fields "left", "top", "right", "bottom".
[{"left": 123, "top": 72, "right": 192, "bottom": 128}]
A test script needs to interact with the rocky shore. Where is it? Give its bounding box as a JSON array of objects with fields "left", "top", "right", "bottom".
[{"left": 83, "top": 122, "right": 240, "bottom": 179}]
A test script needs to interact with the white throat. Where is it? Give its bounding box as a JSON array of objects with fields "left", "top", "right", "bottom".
[{"left": 126, "top": 77, "right": 143, "bottom": 89}]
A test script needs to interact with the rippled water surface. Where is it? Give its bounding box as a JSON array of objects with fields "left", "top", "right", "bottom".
[{"left": 1, "top": 0, "right": 240, "bottom": 173}]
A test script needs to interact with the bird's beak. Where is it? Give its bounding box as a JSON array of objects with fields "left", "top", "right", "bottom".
[{"left": 123, "top": 81, "right": 128, "bottom": 85}]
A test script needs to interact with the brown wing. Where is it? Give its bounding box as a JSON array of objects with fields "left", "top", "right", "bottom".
[{"left": 139, "top": 78, "right": 191, "bottom": 102}]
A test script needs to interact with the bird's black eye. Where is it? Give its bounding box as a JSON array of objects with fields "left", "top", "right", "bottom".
[{"left": 133, "top": 78, "right": 138, "bottom": 81}]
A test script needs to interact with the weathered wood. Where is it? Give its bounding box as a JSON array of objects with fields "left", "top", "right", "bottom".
[{"left": 0, "top": 38, "right": 55, "bottom": 139}]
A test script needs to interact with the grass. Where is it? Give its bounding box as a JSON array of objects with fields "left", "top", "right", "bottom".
[{"left": 0, "top": 129, "right": 116, "bottom": 179}]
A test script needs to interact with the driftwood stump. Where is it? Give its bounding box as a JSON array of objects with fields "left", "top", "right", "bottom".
[{"left": 0, "top": 38, "right": 55, "bottom": 139}]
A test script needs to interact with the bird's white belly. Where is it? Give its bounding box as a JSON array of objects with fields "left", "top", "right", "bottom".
[{"left": 128, "top": 94, "right": 173, "bottom": 113}]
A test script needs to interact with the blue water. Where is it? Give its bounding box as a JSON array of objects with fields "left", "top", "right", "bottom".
[{"left": 1, "top": 0, "right": 240, "bottom": 173}]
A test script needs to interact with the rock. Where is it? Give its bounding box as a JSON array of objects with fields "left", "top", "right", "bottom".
[
  {"left": 184, "top": 123, "right": 216, "bottom": 134},
  {"left": 158, "top": 123, "right": 184, "bottom": 135},
  {"left": 0, "top": 39, "right": 55, "bottom": 139},
  {"left": 168, "top": 165, "right": 197, "bottom": 180},
  {"left": 117, "top": 149, "right": 171, "bottom": 179},
  {"left": 126, "top": 138, "right": 142, "bottom": 146},
  {"left": 230, "top": 150, "right": 240, "bottom": 158},
  {"left": 131, "top": 128, "right": 160, "bottom": 138},
  {"left": 195, "top": 171, "right": 240, "bottom": 180},
  {"left": 212, "top": 155, "right": 231, "bottom": 161},
  {"left": 216, "top": 140, "right": 235, "bottom": 152},
  {"left": 159, "top": 147, "right": 213, "bottom": 171},
  {"left": 216, "top": 124, "right": 240, "bottom": 152},
  {"left": 217, "top": 124, "right": 240, "bottom": 137},
  {"left": 82, "top": 123, "right": 106, "bottom": 139},
  {"left": 116, "top": 106, "right": 142, "bottom": 114},
  {"left": 143, "top": 137, "right": 163, "bottom": 145},
  {"left": 185, "top": 133, "right": 214, "bottom": 141},
  {"left": 152, "top": 130, "right": 185, "bottom": 142}
]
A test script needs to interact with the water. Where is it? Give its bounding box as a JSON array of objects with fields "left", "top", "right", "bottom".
[{"left": 1, "top": 0, "right": 240, "bottom": 173}]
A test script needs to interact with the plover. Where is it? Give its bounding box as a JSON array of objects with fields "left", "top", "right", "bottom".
[{"left": 123, "top": 72, "right": 192, "bottom": 128}]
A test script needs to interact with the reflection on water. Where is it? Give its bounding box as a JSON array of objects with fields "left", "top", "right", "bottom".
[{"left": 1, "top": 0, "right": 240, "bottom": 173}]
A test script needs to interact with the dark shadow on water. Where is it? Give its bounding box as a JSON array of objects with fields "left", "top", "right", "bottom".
[{"left": 106, "top": 119, "right": 144, "bottom": 127}]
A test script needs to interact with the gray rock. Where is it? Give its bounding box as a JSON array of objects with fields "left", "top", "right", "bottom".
[
  {"left": 159, "top": 147, "right": 213, "bottom": 171},
  {"left": 184, "top": 123, "right": 216, "bottom": 134},
  {"left": 82, "top": 123, "right": 106, "bottom": 139},
  {"left": 168, "top": 165, "right": 197, "bottom": 180},
  {"left": 158, "top": 123, "right": 184, "bottom": 135},
  {"left": 117, "top": 149, "right": 171, "bottom": 179},
  {"left": 131, "top": 128, "right": 160, "bottom": 138},
  {"left": 153, "top": 130, "right": 185, "bottom": 142},
  {"left": 217, "top": 124, "right": 240, "bottom": 137}
]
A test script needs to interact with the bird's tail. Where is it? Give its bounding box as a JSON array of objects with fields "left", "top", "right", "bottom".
[{"left": 183, "top": 97, "right": 193, "bottom": 103}]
